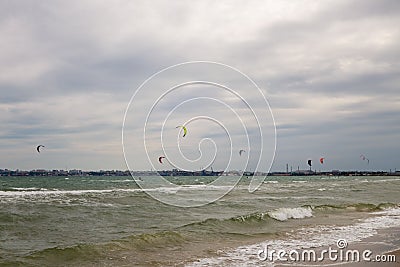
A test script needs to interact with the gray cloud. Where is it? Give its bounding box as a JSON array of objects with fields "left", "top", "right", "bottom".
[{"left": 0, "top": 0, "right": 399, "bottom": 171}]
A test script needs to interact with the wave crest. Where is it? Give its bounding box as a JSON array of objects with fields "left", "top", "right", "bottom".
[{"left": 267, "top": 207, "right": 313, "bottom": 221}]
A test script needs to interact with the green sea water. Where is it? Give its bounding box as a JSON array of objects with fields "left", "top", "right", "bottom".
[{"left": 1, "top": 175, "right": 399, "bottom": 266}]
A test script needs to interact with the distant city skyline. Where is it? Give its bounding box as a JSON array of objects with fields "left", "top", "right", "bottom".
[
  {"left": 1, "top": 1, "right": 399, "bottom": 172},
  {"left": 1, "top": 168, "right": 399, "bottom": 177}
]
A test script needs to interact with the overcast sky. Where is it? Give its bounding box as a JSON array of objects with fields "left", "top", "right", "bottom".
[{"left": 1, "top": 0, "right": 399, "bottom": 172}]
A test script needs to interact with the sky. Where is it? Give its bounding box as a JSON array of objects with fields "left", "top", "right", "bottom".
[{"left": 1, "top": 0, "right": 399, "bottom": 172}]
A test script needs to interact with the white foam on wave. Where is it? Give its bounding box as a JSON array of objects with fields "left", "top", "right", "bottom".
[
  {"left": 0, "top": 184, "right": 233, "bottom": 200},
  {"left": 257, "top": 195, "right": 337, "bottom": 200},
  {"left": 370, "top": 178, "right": 400, "bottom": 183},
  {"left": 186, "top": 208, "right": 400, "bottom": 267},
  {"left": 10, "top": 187, "right": 49, "bottom": 191},
  {"left": 0, "top": 189, "right": 116, "bottom": 197},
  {"left": 267, "top": 207, "right": 313, "bottom": 221},
  {"left": 143, "top": 187, "right": 179, "bottom": 194},
  {"left": 0, "top": 188, "right": 173, "bottom": 205},
  {"left": 264, "top": 180, "right": 279, "bottom": 184},
  {"left": 292, "top": 180, "right": 308, "bottom": 183},
  {"left": 94, "top": 179, "right": 136, "bottom": 183}
]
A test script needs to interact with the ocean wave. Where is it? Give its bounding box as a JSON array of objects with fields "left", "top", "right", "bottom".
[
  {"left": 0, "top": 184, "right": 233, "bottom": 197},
  {"left": 0, "top": 185, "right": 236, "bottom": 205},
  {"left": 21, "top": 230, "right": 186, "bottom": 266},
  {"left": 0, "top": 187, "right": 173, "bottom": 198},
  {"left": 369, "top": 178, "right": 400, "bottom": 183},
  {"left": 0, "top": 189, "right": 116, "bottom": 197},
  {"left": 181, "top": 203, "right": 399, "bottom": 232},
  {"left": 187, "top": 206, "right": 400, "bottom": 266},
  {"left": 256, "top": 195, "right": 338, "bottom": 200},
  {"left": 267, "top": 207, "right": 313, "bottom": 221},
  {"left": 0, "top": 188, "right": 142, "bottom": 206},
  {"left": 122, "top": 230, "right": 187, "bottom": 248},
  {"left": 87, "top": 179, "right": 136, "bottom": 183},
  {"left": 7, "top": 187, "right": 49, "bottom": 191},
  {"left": 263, "top": 180, "right": 279, "bottom": 184},
  {"left": 5, "top": 202, "right": 399, "bottom": 266},
  {"left": 181, "top": 207, "right": 315, "bottom": 232},
  {"left": 313, "top": 202, "right": 399, "bottom": 212}
]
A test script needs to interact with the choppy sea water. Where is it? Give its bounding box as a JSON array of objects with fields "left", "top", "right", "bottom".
[{"left": 1, "top": 175, "right": 399, "bottom": 266}]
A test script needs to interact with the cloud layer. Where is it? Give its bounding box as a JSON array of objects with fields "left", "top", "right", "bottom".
[{"left": 1, "top": 0, "right": 399, "bottom": 171}]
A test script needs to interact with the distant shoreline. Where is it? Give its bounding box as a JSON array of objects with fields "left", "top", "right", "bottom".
[{"left": 1, "top": 169, "right": 399, "bottom": 177}]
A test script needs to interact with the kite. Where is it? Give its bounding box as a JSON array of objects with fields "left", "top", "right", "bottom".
[
  {"left": 320, "top": 157, "right": 324, "bottom": 164},
  {"left": 239, "top": 149, "right": 245, "bottom": 156},
  {"left": 360, "top": 154, "right": 370, "bottom": 164},
  {"left": 36, "top": 145, "right": 45, "bottom": 153},
  {"left": 158, "top": 156, "right": 166, "bottom": 164},
  {"left": 307, "top": 159, "right": 312, "bottom": 167},
  {"left": 176, "top": 125, "right": 187, "bottom": 137}
]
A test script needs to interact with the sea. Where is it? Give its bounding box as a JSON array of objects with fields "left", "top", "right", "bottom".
[{"left": 1, "top": 175, "right": 399, "bottom": 266}]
